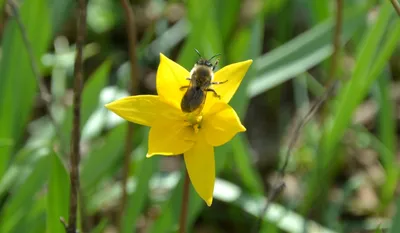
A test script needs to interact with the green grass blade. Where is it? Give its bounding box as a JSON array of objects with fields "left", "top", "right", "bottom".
[
  {"left": 248, "top": 7, "right": 366, "bottom": 97},
  {"left": 89, "top": 219, "right": 109, "bottom": 233},
  {"left": 0, "top": 0, "right": 51, "bottom": 178},
  {"left": 322, "top": 3, "right": 396, "bottom": 154},
  {"left": 63, "top": 60, "right": 112, "bottom": 146},
  {"left": 12, "top": 196, "right": 46, "bottom": 233},
  {"left": 213, "top": 179, "right": 337, "bottom": 233},
  {"left": 309, "top": 0, "right": 330, "bottom": 24},
  {"left": 229, "top": 16, "right": 264, "bottom": 116},
  {"left": 81, "top": 125, "right": 125, "bottom": 190},
  {"left": 121, "top": 129, "right": 158, "bottom": 233},
  {"left": 46, "top": 152, "right": 70, "bottom": 233},
  {"left": 0, "top": 151, "right": 50, "bottom": 232},
  {"left": 231, "top": 135, "right": 264, "bottom": 194},
  {"left": 121, "top": 157, "right": 158, "bottom": 233},
  {"left": 374, "top": 71, "right": 399, "bottom": 208},
  {"left": 48, "top": 0, "right": 74, "bottom": 34},
  {"left": 147, "top": 174, "right": 337, "bottom": 233},
  {"left": 389, "top": 196, "right": 400, "bottom": 233},
  {"left": 0, "top": 145, "right": 47, "bottom": 198},
  {"left": 82, "top": 60, "right": 112, "bottom": 124},
  {"left": 304, "top": 2, "right": 399, "bottom": 214},
  {"left": 215, "top": 0, "right": 241, "bottom": 43}
]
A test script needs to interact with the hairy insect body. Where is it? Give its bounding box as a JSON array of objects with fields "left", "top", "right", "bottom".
[
  {"left": 180, "top": 50, "right": 226, "bottom": 114},
  {"left": 181, "top": 65, "right": 213, "bottom": 113}
]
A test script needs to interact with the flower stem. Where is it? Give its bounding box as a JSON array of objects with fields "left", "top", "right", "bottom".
[
  {"left": 65, "top": 0, "right": 86, "bottom": 232},
  {"left": 179, "top": 169, "right": 190, "bottom": 233},
  {"left": 118, "top": 0, "right": 139, "bottom": 231}
]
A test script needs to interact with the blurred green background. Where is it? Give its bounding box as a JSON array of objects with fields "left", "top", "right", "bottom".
[{"left": 1, "top": 0, "right": 400, "bottom": 232}]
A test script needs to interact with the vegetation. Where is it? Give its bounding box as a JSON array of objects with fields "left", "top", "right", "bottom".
[{"left": 0, "top": 0, "right": 400, "bottom": 233}]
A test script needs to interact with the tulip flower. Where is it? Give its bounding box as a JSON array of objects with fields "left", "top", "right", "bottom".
[{"left": 106, "top": 53, "right": 252, "bottom": 206}]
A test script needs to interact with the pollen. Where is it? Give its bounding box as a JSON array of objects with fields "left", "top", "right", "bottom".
[{"left": 184, "top": 113, "right": 203, "bottom": 134}]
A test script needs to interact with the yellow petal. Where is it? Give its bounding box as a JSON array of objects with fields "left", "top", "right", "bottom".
[
  {"left": 147, "top": 118, "right": 196, "bottom": 157},
  {"left": 105, "top": 95, "right": 180, "bottom": 127},
  {"left": 184, "top": 136, "right": 215, "bottom": 206},
  {"left": 203, "top": 60, "right": 253, "bottom": 113},
  {"left": 202, "top": 102, "right": 246, "bottom": 147},
  {"left": 156, "top": 53, "right": 190, "bottom": 109}
]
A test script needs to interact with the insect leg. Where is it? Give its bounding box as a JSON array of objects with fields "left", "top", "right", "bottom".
[
  {"left": 211, "top": 80, "right": 227, "bottom": 85},
  {"left": 180, "top": 85, "right": 189, "bottom": 90},
  {"left": 206, "top": 88, "right": 221, "bottom": 99},
  {"left": 186, "top": 77, "right": 191, "bottom": 81}
]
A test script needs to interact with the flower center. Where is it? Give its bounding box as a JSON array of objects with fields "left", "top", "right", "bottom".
[{"left": 184, "top": 112, "right": 203, "bottom": 134}]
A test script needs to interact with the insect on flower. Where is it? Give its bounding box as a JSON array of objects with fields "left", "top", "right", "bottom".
[
  {"left": 180, "top": 49, "right": 227, "bottom": 114},
  {"left": 105, "top": 52, "right": 252, "bottom": 206}
]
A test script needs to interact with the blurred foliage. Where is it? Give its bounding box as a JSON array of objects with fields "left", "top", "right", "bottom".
[{"left": 0, "top": 0, "right": 400, "bottom": 233}]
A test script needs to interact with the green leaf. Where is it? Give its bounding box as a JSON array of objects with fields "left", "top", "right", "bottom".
[
  {"left": 0, "top": 0, "right": 52, "bottom": 178},
  {"left": 143, "top": 173, "right": 337, "bottom": 233},
  {"left": 309, "top": 0, "right": 330, "bottom": 24},
  {"left": 374, "top": 71, "right": 399, "bottom": 208},
  {"left": 63, "top": 60, "right": 112, "bottom": 145},
  {"left": 389, "top": 196, "right": 400, "bottom": 233},
  {"left": 82, "top": 60, "right": 112, "bottom": 125},
  {"left": 375, "top": 225, "right": 383, "bottom": 233},
  {"left": 12, "top": 195, "right": 46, "bottom": 233},
  {"left": 322, "top": 3, "right": 397, "bottom": 155},
  {"left": 48, "top": 0, "right": 74, "bottom": 34},
  {"left": 0, "top": 145, "right": 48, "bottom": 198},
  {"left": 304, "top": 1, "right": 399, "bottom": 213},
  {"left": 231, "top": 135, "right": 264, "bottom": 194},
  {"left": 177, "top": 0, "right": 223, "bottom": 69},
  {"left": 229, "top": 16, "right": 264, "bottom": 117},
  {"left": 213, "top": 179, "right": 337, "bottom": 233},
  {"left": 81, "top": 125, "right": 125, "bottom": 190},
  {"left": 215, "top": 0, "right": 241, "bottom": 42},
  {"left": 46, "top": 152, "right": 70, "bottom": 233},
  {"left": 0, "top": 151, "right": 50, "bottom": 232},
  {"left": 248, "top": 7, "right": 366, "bottom": 97},
  {"left": 121, "top": 139, "right": 158, "bottom": 233},
  {"left": 89, "top": 219, "right": 109, "bottom": 233}
]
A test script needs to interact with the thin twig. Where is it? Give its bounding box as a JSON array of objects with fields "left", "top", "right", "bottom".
[
  {"left": 179, "top": 170, "right": 190, "bottom": 233},
  {"left": 79, "top": 191, "right": 89, "bottom": 232},
  {"left": 119, "top": 0, "right": 139, "bottom": 95},
  {"left": 118, "top": 0, "right": 139, "bottom": 230},
  {"left": 280, "top": 84, "right": 337, "bottom": 178},
  {"left": 65, "top": 0, "right": 86, "bottom": 232},
  {"left": 252, "top": 0, "right": 343, "bottom": 231},
  {"left": 6, "top": 0, "right": 68, "bottom": 156},
  {"left": 391, "top": 0, "right": 400, "bottom": 16},
  {"left": 252, "top": 84, "right": 335, "bottom": 233}
]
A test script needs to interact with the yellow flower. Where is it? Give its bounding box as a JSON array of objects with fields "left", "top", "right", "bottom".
[{"left": 105, "top": 53, "right": 252, "bottom": 206}]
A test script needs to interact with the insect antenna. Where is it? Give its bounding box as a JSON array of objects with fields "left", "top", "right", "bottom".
[
  {"left": 194, "top": 48, "right": 203, "bottom": 58},
  {"left": 209, "top": 53, "right": 221, "bottom": 71},
  {"left": 208, "top": 53, "right": 221, "bottom": 61}
]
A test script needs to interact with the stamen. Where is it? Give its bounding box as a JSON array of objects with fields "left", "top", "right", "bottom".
[
  {"left": 193, "top": 124, "right": 200, "bottom": 134},
  {"left": 184, "top": 112, "right": 203, "bottom": 134}
]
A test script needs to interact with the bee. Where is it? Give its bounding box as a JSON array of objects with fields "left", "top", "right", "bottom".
[{"left": 180, "top": 49, "right": 227, "bottom": 113}]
